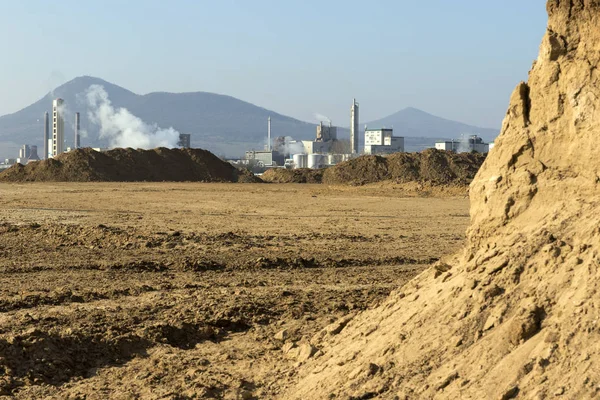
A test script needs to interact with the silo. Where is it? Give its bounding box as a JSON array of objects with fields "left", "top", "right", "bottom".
[
  {"left": 293, "top": 153, "right": 307, "bottom": 169},
  {"left": 307, "top": 154, "right": 325, "bottom": 169}
]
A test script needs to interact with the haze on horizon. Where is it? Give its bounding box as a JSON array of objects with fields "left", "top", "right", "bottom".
[{"left": 1, "top": 0, "right": 547, "bottom": 128}]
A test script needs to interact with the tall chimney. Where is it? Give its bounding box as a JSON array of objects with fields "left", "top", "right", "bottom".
[
  {"left": 44, "top": 112, "right": 49, "bottom": 159},
  {"left": 350, "top": 98, "right": 359, "bottom": 154},
  {"left": 268, "top": 117, "right": 271, "bottom": 152},
  {"left": 75, "top": 112, "right": 80, "bottom": 149}
]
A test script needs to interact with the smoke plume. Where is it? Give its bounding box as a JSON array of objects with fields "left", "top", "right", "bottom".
[
  {"left": 283, "top": 136, "right": 305, "bottom": 155},
  {"left": 85, "top": 85, "right": 180, "bottom": 149},
  {"left": 314, "top": 113, "right": 331, "bottom": 124},
  {"left": 456, "top": 133, "right": 472, "bottom": 153}
]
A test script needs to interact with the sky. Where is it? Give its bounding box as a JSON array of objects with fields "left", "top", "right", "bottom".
[{"left": 0, "top": 0, "right": 548, "bottom": 129}]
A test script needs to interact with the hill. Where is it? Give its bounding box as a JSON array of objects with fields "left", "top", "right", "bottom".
[
  {"left": 0, "top": 147, "right": 258, "bottom": 183},
  {"left": 0, "top": 77, "right": 316, "bottom": 159},
  {"left": 367, "top": 107, "right": 499, "bottom": 142},
  {"left": 0, "top": 76, "right": 500, "bottom": 159}
]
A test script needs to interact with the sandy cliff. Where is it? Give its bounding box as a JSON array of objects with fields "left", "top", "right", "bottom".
[{"left": 284, "top": 2, "right": 600, "bottom": 398}]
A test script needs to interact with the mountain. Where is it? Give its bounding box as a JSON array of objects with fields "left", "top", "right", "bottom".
[
  {"left": 366, "top": 107, "right": 499, "bottom": 142},
  {"left": 0, "top": 76, "right": 316, "bottom": 159},
  {"left": 0, "top": 76, "right": 500, "bottom": 159}
]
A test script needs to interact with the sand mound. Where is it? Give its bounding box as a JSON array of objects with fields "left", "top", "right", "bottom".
[
  {"left": 285, "top": 2, "right": 600, "bottom": 398},
  {"left": 260, "top": 150, "right": 484, "bottom": 186},
  {"left": 321, "top": 149, "right": 485, "bottom": 186},
  {"left": 0, "top": 147, "right": 259, "bottom": 183},
  {"left": 260, "top": 168, "right": 324, "bottom": 183}
]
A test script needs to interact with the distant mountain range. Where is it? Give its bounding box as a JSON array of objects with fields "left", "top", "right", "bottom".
[
  {"left": 366, "top": 107, "right": 499, "bottom": 142},
  {"left": 0, "top": 76, "right": 499, "bottom": 159}
]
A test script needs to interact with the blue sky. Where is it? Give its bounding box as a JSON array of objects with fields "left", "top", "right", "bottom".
[{"left": 1, "top": 0, "right": 547, "bottom": 128}]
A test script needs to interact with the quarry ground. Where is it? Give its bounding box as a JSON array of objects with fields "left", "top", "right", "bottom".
[{"left": 0, "top": 182, "right": 469, "bottom": 399}]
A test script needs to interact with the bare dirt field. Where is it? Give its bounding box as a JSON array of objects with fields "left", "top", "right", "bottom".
[{"left": 0, "top": 182, "right": 469, "bottom": 399}]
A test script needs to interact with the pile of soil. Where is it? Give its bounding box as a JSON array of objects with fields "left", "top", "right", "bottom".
[
  {"left": 260, "top": 168, "right": 324, "bottom": 183},
  {"left": 321, "top": 149, "right": 485, "bottom": 186},
  {"left": 0, "top": 147, "right": 259, "bottom": 183},
  {"left": 286, "top": 2, "right": 600, "bottom": 398}
]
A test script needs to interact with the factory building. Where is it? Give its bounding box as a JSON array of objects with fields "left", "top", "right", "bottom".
[
  {"left": 316, "top": 122, "right": 337, "bottom": 142},
  {"left": 178, "top": 133, "right": 191, "bottom": 148},
  {"left": 26, "top": 146, "right": 40, "bottom": 163},
  {"left": 18, "top": 145, "right": 31, "bottom": 160},
  {"left": 52, "top": 98, "right": 65, "bottom": 157},
  {"left": 15, "top": 145, "right": 39, "bottom": 164},
  {"left": 302, "top": 121, "right": 338, "bottom": 155},
  {"left": 350, "top": 99, "right": 359, "bottom": 154},
  {"left": 302, "top": 140, "right": 331, "bottom": 155},
  {"left": 245, "top": 150, "right": 284, "bottom": 167},
  {"left": 364, "top": 128, "right": 404, "bottom": 155},
  {"left": 435, "top": 135, "right": 489, "bottom": 153}
]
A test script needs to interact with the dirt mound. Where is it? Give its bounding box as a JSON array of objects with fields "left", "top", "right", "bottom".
[
  {"left": 0, "top": 147, "right": 259, "bottom": 183},
  {"left": 260, "top": 168, "right": 324, "bottom": 183},
  {"left": 286, "top": 2, "right": 600, "bottom": 399},
  {"left": 321, "top": 149, "right": 485, "bottom": 186}
]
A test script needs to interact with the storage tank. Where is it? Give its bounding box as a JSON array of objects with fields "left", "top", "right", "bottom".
[
  {"left": 327, "top": 154, "right": 336, "bottom": 166},
  {"left": 307, "top": 154, "right": 326, "bottom": 169},
  {"left": 328, "top": 154, "right": 345, "bottom": 165},
  {"left": 293, "top": 153, "right": 307, "bottom": 169}
]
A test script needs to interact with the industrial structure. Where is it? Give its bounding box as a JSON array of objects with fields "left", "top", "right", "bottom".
[
  {"left": 18, "top": 145, "right": 31, "bottom": 161},
  {"left": 243, "top": 117, "right": 283, "bottom": 167},
  {"left": 51, "top": 98, "right": 65, "bottom": 157},
  {"left": 74, "top": 112, "right": 81, "bottom": 149},
  {"left": 178, "top": 133, "right": 191, "bottom": 148},
  {"left": 350, "top": 99, "right": 359, "bottom": 154},
  {"left": 44, "top": 112, "right": 50, "bottom": 159},
  {"left": 302, "top": 121, "right": 338, "bottom": 154},
  {"left": 435, "top": 135, "right": 490, "bottom": 153},
  {"left": 267, "top": 117, "right": 271, "bottom": 152},
  {"left": 14, "top": 145, "right": 39, "bottom": 164},
  {"left": 364, "top": 128, "right": 404, "bottom": 155},
  {"left": 27, "top": 146, "right": 40, "bottom": 162},
  {"left": 245, "top": 150, "right": 284, "bottom": 167}
]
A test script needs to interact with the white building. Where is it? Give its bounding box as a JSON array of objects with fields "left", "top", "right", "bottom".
[
  {"left": 435, "top": 135, "right": 489, "bottom": 153},
  {"left": 364, "top": 128, "right": 404, "bottom": 155},
  {"left": 52, "top": 98, "right": 65, "bottom": 157}
]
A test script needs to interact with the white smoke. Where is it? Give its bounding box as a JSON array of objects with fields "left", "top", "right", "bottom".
[
  {"left": 314, "top": 113, "right": 331, "bottom": 124},
  {"left": 283, "top": 136, "right": 305, "bottom": 155},
  {"left": 84, "top": 85, "right": 180, "bottom": 149},
  {"left": 456, "top": 133, "right": 473, "bottom": 153}
]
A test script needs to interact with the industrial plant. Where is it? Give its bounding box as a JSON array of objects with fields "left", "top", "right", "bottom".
[
  {"left": 241, "top": 98, "right": 410, "bottom": 172},
  {"left": 435, "top": 135, "right": 492, "bottom": 153}
]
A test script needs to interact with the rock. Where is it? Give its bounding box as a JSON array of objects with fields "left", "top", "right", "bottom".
[
  {"left": 434, "top": 261, "right": 452, "bottom": 278},
  {"left": 499, "top": 385, "right": 519, "bottom": 400},
  {"left": 554, "top": 387, "right": 565, "bottom": 396},
  {"left": 508, "top": 307, "right": 544, "bottom": 346},
  {"left": 325, "top": 314, "right": 355, "bottom": 335},
  {"left": 282, "top": 342, "right": 297, "bottom": 354},
  {"left": 296, "top": 343, "right": 318, "bottom": 363},
  {"left": 274, "top": 329, "right": 289, "bottom": 341},
  {"left": 367, "top": 363, "right": 380, "bottom": 376},
  {"left": 435, "top": 371, "right": 459, "bottom": 391}
]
